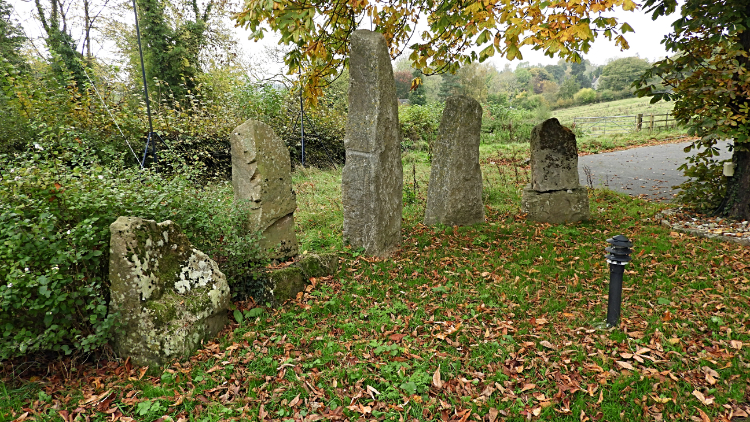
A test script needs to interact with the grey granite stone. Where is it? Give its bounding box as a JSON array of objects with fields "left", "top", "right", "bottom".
[
  {"left": 530, "top": 118, "right": 580, "bottom": 192},
  {"left": 342, "top": 29, "right": 403, "bottom": 257},
  {"left": 521, "top": 186, "right": 590, "bottom": 223},
  {"left": 109, "top": 217, "right": 230, "bottom": 367},
  {"left": 424, "top": 95, "right": 484, "bottom": 226},
  {"left": 231, "top": 119, "right": 298, "bottom": 261}
]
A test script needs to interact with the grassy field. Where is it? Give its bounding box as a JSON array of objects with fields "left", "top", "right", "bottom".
[
  {"left": 2, "top": 137, "right": 748, "bottom": 422},
  {"left": 553, "top": 97, "right": 676, "bottom": 126}
]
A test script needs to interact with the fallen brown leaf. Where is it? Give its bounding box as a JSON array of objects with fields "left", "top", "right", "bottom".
[
  {"left": 389, "top": 333, "right": 407, "bottom": 342},
  {"left": 488, "top": 408, "right": 499, "bottom": 422},
  {"left": 520, "top": 383, "right": 536, "bottom": 392},
  {"left": 616, "top": 361, "right": 634, "bottom": 370},
  {"left": 540, "top": 340, "right": 556, "bottom": 350},
  {"left": 433, "top": 366, "right": 443, "bottom": 390},
  {"left": 692, "top": 390, "right": 714, "bottom": 406},
  {"left": 695, "top": 407, "right": 711, "bottom": 422}
]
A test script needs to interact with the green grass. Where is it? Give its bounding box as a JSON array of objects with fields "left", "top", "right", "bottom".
[
  {"left": 1, "top": 146, "right": 748, "bottom": 422},
  {"left": 479, "top": 126, "right": 690, "bottom": 165},
  {"left": 553, "top": 97, "right": 676, "bottom": 126},
  {"left": 479, "top": 96, "right": 687, "bottom": 155}
]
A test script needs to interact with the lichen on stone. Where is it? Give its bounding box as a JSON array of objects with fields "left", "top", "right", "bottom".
[{"left": 109, "top": 216, "right": 230, "bottom": 367}]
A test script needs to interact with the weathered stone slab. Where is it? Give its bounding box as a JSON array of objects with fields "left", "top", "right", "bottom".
[
  {"left": 424, "top": 95, "right": 484, "bottom": 226},
  {"left": 231, "top": 119, "right": 298, "bottom": 261},
  {"left": 268, "top": 267, "right": 305, "bottom": 305},
  {"left": 530, "top": 118, "right": 580, "bottom": 192},
  {"left": 342, "top": 29, "right": 403, "bottom": 257},
  {"left": 521, "top": 186, "right": 590, "bottom": 223},
  {"left": 234, "top": 253, "right": 338, "bottom": 306},
  {"left": 109, "top": 217, "right": 230, "bottom": 367},
  {"left": 296, "top": 253, "right": 339, "bottom": 278}
]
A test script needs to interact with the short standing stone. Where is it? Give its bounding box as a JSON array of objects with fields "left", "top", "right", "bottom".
[
  {"left": 522, "top": 118, "right": 589, "bottom": 223},
  {"left": 109, "top": 217, "right": 230, "bottom": 367},
  {"left": 424, "top": 95, "right": 484, "bottom": 226},
  {"left": 530, "top": 118, "right": 580, "bottom": 192},
  {"left": 231, "top": 119, "right": 299, "bottom": 261},
  {"left": 342, "top": 29, "right": 403, "bottom": 257}
]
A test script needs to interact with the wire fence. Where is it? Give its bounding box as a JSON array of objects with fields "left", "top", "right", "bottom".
[{"left": 572, "top": 113, "right": 678, "bottom": 136}]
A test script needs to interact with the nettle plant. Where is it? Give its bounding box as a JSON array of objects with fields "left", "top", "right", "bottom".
[{"left": 0, "top": 147, "right": 263, "bottom": 360}]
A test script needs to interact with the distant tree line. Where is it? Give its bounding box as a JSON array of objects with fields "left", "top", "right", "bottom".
[{"left": 392, "top": 56, "right": 654, "bottom": 110}]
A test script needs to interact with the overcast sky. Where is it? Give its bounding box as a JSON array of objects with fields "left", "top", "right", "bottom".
[
  {"left": 230, "top": 6, "right": 678, "bottom": 75},
  {"left": 12, "top": 0, "right": 678, "bottom": 74}
]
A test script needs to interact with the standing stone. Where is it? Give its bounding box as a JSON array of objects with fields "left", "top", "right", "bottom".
[
  {"left": 529, "top": 118, "right": 580, "bottom": 192},
  {"left": 342, "top": 29, "right": 403, "bottom": 257},
  {"left": 424, "top": 95, "right": 484, "bottom": 226},
  {"left": 109, "top": 217, "right": 230, "bottom": 367},
  {"left": 521, "top": 118, "right": 590, "bottom": 223},
  {"left": 231, "top": 119, "right": 298, "bottom": 261}
]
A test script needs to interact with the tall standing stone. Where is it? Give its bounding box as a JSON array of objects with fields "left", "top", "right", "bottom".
[
  {"left": 342, "top": 29, "right": 403, "bottom": 257},
  {"left": 424, "top": 95, "right": 484, "bottom": 226},
  {"left": 521, "top": 118, "right": 590, "bottom": 223},
  {"left": 231, "top": 119, "right": 298, "bottom": 261}
]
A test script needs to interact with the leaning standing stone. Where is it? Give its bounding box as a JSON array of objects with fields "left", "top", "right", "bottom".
[
  {"left": 342, "top": 29, "right": 403, "bottom": 257},
  {"left": 521, "top": 118, "right": 590, "bottom": 223},
  {"left": 109, "top": 217, "right": 230, "bottom": 367},
  {"left": 230, "top": 119, "right": 299, "bottom": 261},
  {"left": 424, "top": 95, "right": 484, "bottom": 226}
]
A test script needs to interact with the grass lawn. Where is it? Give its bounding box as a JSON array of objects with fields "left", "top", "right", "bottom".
[
  {"left": 553, "top": 97, "right": 676, "bottom": 126},
  {"left": 1, "top": 136, "right": 748, "bottom": 422}
]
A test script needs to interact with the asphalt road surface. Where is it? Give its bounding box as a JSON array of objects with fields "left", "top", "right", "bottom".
[{"left": 577, "top": 140, "right": 733, "bottom": 202}]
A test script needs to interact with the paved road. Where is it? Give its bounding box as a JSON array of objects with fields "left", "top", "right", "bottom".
[{"left": 577, "top": 141, "right": 733, "bottom": 202}]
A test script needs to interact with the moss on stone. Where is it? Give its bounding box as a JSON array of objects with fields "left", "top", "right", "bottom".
[
  {"left": 185, "top": 288, "right": 213, "bottom": 317},
  {"left": 295, "top": 253, "right": 339, "bottom": 278},
  {"left": 268, "top": 267, "right": 305, "bottom": 305},
  {"left": 143, "top": 298, "right": 178, "bottom": 327},
  {"left": 109, "top": 217, "right": 230, "bottom": 367}
]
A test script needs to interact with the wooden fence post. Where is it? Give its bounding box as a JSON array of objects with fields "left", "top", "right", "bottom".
[
  {"left": 649, "top": 114, "right": 655, "bottom": 133},
  {"left": 636, "top": 114, "right": 643, "bottom": 131}
]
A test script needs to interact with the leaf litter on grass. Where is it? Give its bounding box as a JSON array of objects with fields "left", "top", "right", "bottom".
[{"left": 2, "top": 167, "right": 750, "bottom": 422}]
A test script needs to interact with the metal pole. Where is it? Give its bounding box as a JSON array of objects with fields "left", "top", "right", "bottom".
[
  {"left": 132, "top": 0, "right": 156, "bottom": 167},
  {"left": 606, "top": 263, "right": 625, "bottom": 326},
  {"left": 300, "top": 86, "right": 305, "bottom": 167}
]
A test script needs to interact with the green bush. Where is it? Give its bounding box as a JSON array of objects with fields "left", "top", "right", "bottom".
[
  {"left": 574, "top": 88, "right": 597, "bottom": 105},
  {"left": 229, "top": 79, "right": 346, "bottom": 168},
  {"left": 399, "top": 103, "right": 443, "bottom": 154},
  {"left": 514, "top": 93, "right": 546, "bottom": 111},
  {"left": 0, "top": 147, "right": 263, "bottom": 360},
  {"left": 598, "top": 89, "right": 615, "bottom": 102},
  {"left": 2, "top": 56, "right": 348, "bottom": 179},
  {"left": 482, "top": 101, "right": 539, "bottom": 144}
]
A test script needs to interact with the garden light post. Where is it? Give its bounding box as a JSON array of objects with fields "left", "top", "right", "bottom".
[{"left": 605, "top": 235, "right": 633, "bottom": 328}]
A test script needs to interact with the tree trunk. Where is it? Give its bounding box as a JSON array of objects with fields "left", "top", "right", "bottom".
[
  {"left": 726, "top": 149, "right": 750, "bottom": 221},
  {"left": 84, "top": 0, "right": 91, "bottom": 60},
  {"left": 721, "top": 14, "right": 750, "bottom": 221}
]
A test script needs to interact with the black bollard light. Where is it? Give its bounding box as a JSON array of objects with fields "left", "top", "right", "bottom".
[{"left": 605, "top": 235, "right": 633, "bottom": 328}]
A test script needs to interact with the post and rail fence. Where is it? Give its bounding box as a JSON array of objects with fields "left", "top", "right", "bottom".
[{"left": 571, "top": 113, "right": 678, "bottom": 136}]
